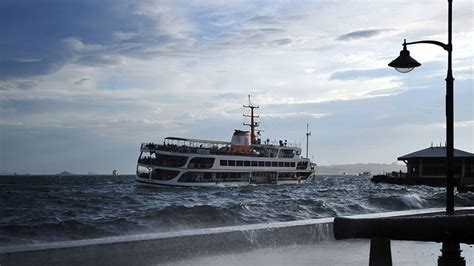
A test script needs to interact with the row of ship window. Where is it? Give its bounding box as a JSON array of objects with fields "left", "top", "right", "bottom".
[
  {"left": 220, "top": 160, "right": 297, "bottom": 168},
  {"left": 138, "top": 152, "right": 309, "bottom": 169}
]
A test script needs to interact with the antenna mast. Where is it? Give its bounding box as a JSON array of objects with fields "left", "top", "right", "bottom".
[
  {"left": 306, "top": 124, "right": 311, "bottom": 159},
  {"left": 243, "top": 95, "right": 259, "bottom": 144}
]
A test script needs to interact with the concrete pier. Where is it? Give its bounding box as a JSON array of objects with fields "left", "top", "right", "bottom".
[{"left": 1, "top": 208, "right": 473, "bottom": 265}]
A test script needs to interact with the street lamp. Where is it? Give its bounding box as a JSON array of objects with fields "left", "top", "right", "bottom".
[
  {"left": 388, "top": 0, "right": 455, "bottom": 215},
  {"left": 388, "top": 40, "right": 421, "bottom": 73},
  {"left": 389, "top": 1, "right": 462, "bottom": 265}
]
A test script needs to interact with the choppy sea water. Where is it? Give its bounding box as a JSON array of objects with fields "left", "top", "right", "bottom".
[{"left": 1, "top": 174, "right": 474, "bottom": 246}]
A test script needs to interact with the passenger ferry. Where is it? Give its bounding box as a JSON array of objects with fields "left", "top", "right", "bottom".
[{"left": 136, "top": 97, "right": 316, "bottom": 187}]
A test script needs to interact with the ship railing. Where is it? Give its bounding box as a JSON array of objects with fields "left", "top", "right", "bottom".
[
  {"left": 142, "top": 142, "right": 222, "bottom": 153},
  {"left": 164, "top": 138, "right": 229, "bottom": 150},
  {"left": 141, "top": 143, "right": 272, "bottom": 158},
  {"left": 142, "top": 142, "right": 301, "bottom": 152},
  {"left": 259, "top": 141, "right": 300, "bottom": 148},
  {"left": 137, "top": 158, "right": 188, "bottom": 168}
]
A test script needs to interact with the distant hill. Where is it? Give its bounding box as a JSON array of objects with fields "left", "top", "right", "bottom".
[
  {"left": 316, "top": 163, "right": 405, "bottom": 175},
  {"left": 56, "top": 171, "right": 74, "bottom": 176}
]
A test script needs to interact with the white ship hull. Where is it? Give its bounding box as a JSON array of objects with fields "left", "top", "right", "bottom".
[
  {"left": 135, "top": 142, "right": 316, "bottom": 187},
  {"left": 135, "top": 175, "right": 315, "bottom": 188}
]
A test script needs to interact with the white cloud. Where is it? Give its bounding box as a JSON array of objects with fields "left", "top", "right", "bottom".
[
  {"left": 1, "top": 0, "right": 473, "bottom": 172},
  {"left": 113, "top": 31, "right": 139, "bottom": 41},
  {"left": 456, "top": 120, "right": 474, "bottom": 128},
  {"left": 263, "top": 112, "right": 330, "bottom": 119}
]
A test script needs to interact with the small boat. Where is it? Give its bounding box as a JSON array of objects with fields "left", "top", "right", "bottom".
[
  {"left": 358, "top": 171, "right": 372, "bottom": 177},
  {"left": 136, "top": 96, "right": 316, "bottom": 187}
]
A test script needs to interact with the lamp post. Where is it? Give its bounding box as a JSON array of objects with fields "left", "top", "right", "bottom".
[
  {"left": 388, "top": 0, "right": 454, "bottom": 215},
  {"left": 388, "top": 1, "right": 463, "bottom": 265}
]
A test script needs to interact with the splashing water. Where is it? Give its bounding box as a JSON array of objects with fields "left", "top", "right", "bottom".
[
  {"left": 400, "top": 194, "right": 425, "bottom": 209},
  {"left": 1, "top": 174, "right": 473, "bottom": 246}
]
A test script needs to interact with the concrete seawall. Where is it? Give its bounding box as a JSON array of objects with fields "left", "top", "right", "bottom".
[{"left": 1, "top": 208, "right": 472, "bottom": 266}]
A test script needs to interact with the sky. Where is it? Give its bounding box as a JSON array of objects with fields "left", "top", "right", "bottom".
[{"left": 0, "top": 0, "right": 472, "bottom": 174}]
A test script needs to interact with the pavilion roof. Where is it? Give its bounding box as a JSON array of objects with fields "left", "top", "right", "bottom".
[{"left": 398, "top": 146, "right": 474, "bottom": 160}]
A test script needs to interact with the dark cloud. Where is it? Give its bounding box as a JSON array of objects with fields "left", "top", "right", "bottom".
[
  {"left": 337, "top": 29, "right": 390, "bottom": 41},
  {"left": 15, "top": 80, "right": 38, "bottom": 90},
  {"left": 0, "top": 97, "right": 145, "bottom": 116},
  {"left": 0, "top": 58, "right": 65, "bottom": 80},
  {"left": 259, "top": 28, "right": 285, "bottom": 33},
  {"left": 74, "top": 78, "right": 91, "bottom": 85},
  {"left": 270, "top": 37, "right": 294, "bottom": 46},
  {"left": 0, "top": 0, "right": 194, "bottom": 80}
]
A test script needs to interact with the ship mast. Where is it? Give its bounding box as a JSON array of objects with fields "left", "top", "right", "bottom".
[
  {"left": 305, "top": 123, "right": 311, "bottom": 159},
  {"left": 243, "top": 95, "right": 259, "bottom": 144}
]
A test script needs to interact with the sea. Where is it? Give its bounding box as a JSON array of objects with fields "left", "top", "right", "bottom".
[{"left": 1, "top": 174, "right": 474, "bottom": 247}]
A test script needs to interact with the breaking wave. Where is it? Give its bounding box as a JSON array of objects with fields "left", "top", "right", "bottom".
[{"left": 1, "top": 174, "right": 473, "bottom": 246}]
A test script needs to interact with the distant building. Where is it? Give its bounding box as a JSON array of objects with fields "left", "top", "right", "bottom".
[
  {"left": 398, "top": 146, "right": 474, "bottom": 180},
  {"left": 372, "top": 146, "right": 474, "bottom": 187}
]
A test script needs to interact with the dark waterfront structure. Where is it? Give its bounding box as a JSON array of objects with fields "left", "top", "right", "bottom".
[
  {"left": 372, "top": 146, "right": 474, "bottom": 187},
  {"left": 399, "top": 146, "right": 474, "bottom": 183}
]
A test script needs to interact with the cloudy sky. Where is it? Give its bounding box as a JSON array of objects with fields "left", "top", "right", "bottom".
[{"left": 0, "top": 0, "right": 472, "bottom": 174}]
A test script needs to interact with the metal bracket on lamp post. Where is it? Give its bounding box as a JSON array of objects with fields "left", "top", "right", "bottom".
[{"left": 404, "top": 40, "right": 451, "bottom": 51}]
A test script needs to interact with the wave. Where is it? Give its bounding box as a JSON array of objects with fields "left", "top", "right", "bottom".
[
  {"left": 367, "top": 193, "right": 429, "bottom": 211},
  {"left": 0, "top": 219, "right": 114, "bottom": 245},
  {"left": 400, "top": 194, "right": 425, "bottom": 208},
  {"left": 1, "top": 174, "right": 473, "bottom": 246}
]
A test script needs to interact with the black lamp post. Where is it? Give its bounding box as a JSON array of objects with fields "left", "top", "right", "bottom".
[
  {"left": 389, "top": 1, "right": 464, "bottom": 265},
  {"left": 388, "top": 0, "right": 455, "bottom": 215}
]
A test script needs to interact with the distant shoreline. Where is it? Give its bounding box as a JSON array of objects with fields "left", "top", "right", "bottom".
[
  {"left": 0, "top": 163, "right": 405, "bottom": 177},
  {"left": 0, "top": 174, "right": 135, "bottom": 177},
  {"left": 0, "top": 163, "right": 406, "bottom": 176}
]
